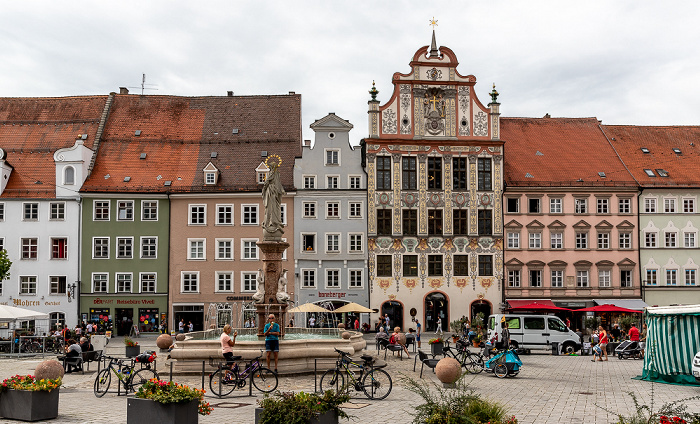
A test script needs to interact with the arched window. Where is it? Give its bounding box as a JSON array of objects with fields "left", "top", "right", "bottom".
[{"left": 64, "top": 166, "right": 75, "bottom": 185}]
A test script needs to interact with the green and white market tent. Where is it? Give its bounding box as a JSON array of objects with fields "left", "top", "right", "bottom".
[{"left": 641, "top": 304, "right": 700, "bottom": 386}]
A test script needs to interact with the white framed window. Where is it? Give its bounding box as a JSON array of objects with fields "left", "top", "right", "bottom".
[
  {"left": 326, "top": 202, "right": 340, "bottom": 219},
  {"left": 23, "top": 202, "right": 39, "bottom": 221},
  {"left": 574, "top": 198, "right": 587, "bottom": 214},
  {"left": 349, "top": 175, "right": 361, "bottom": 189},
  {"left": 302, "top": 269, "right": 316, "bottom": 288},
  {"left": 684, "top": 232, "right": 696, "bottom": 248},
  {"left": 621, "top": 270, "right": 632, "bottom": 287},
  {"left": 599, "top": 270, "right": 611, "bottom": 287},
  {"left": 63, "top": 165, "right": 75, "bottom": 185},
  {"left": 303, "top": 175, "right": 316, "bottom": 189},
  {"left": 326, "top": 269, "right": 340, "bottom": 288},
  {"left": 92, "top": 273, "right": 108, "bottom": 293},
  {"left": 142, "top": 200, "right": 158, "bottom": 221},
  {"left": 21, "top": 238, "right": 38, "bottom": 259},
  {"left": 140, "top": 273, "right": 156, "bottom": 293},
  {"left": 683, "top": 198, "right": 696, "bottom": 213},
  {"left": 597, "top": 232, "right": 610, "bottom": 249},
  {"left": 685, "top": 269, "right": 697, "bottom": 286},
  {"left": 257, "top": 171, "right": 267, "bottom": 184},
  {"left": 349, "top": 233, "right": 363, "bottom": 253},
  {"left": 529, "top": 270, "right": 542, "bottom": 287},
  {"left": 49, "top": 276, "right": 67, "bottom": 295},
  {"left": 551, "top": 270, "right": 563, "bottom": 287},
  {"left": 117, "top": 201, "right": 134, "bottom": 221},
  {"left": 325, "top": 149, "right": 340, "bottom": 165},
  {"left": 242, "top": 272, "right": 257, "bottom": 292},
  {"left": 93, "top": 237, "right": 109, "bottom": 259},
  {"left": 665, "top": 232, "right": 677, "bottom": 248},
  {"left": 181, "top": 272, "right": 199, "bottom": 293},
  {"left": 528, "top": 232, "right": 541, "bottom": 249},
  {"left": 576, "top": 270, "right": 589, "bottom": 287},
  {"left": 550, "top": 233, "right": 563, "bottom": 249},
  {"left": 0, "top": 237, "right": 3, "bottom": 252},
  {"left": 326, "top": 175, "right": 339, "bottom": 189},
  {"left": 217, "top": 204, "right": 233, "bottom": 225},
  {"left": 116, "top": 273, "right": 132, "bottom": 293},
  {"left": 281, "top": 203, "right": 287, "bottom": 225},
  {"left": 0, "top": 203, "right": 4, "bottom": 221},
  {"left": 349, "top": 269, "right": 363, "bottom": 288},
  {"left": 326, "top": 233, "right": 340, "bottom": 253},
  {"left": 241, "top": 239, "right": 259, "bottom": 260},
  {"left": 619, "top": 232, "right": 632, "bottom": 249},
  {"left": 664, "top": 198, "right": 676, "bottom": 213},
  {"left": 596, "top": 198, "right": 609, "bottom": 214},
  {"left": 216, "top": 238, "right": 233, "bottom": 260},
  {"left": 646, "top": 269, "right": 658, "bottom": 285},
  {"left": 303, "top": 202, "right": 316, "bottom": 218},
  {"left": 508, "top": 270, "right": 521, "bottom": 287},
  {"left": 575, "top": 232, "right": 588, "bottom": 249},
  {"left": 50, "top": 202, "right": 65, "bottom": 220},
  {"left": 302, "top": 233, "right": 316, "bottom": 253},
  {"left": 188, "top": 239, "right": 206, "bottom": 260},
  {"left": 216, "top": 271, "right": 233, "bottom": 292},
  {"left": 281, "top": 238, "right": 288, "bottom": 260},
  {"left": 644, "top": 198, "right": 656, "bottom": 213},
  {"left": 205, "top": 172, "right": 216, "bottom": 185},
  {"left": 645, "top": 232, "right": 657, "bottom": 248},
  {"left": 51, "top": 237, "right": 68, "bottom": 259},
  {"left": 349, "top": 202, "right": 363, "bottom": 218},
  {"left": 549, "top": 198, "right": 562, "bottom": 214},
  {"left": 506, "top": 198, "right": 520, "bottom": 213},
  {"left": 618, "top": 198, "right": 631, "bottom": 214},
  {"left": 506, "top": 232, "right": 520, "bottom": 249},
  {"left": 94, "top": 200, "right": 110, "bottom": 221},
  {"left": 116, "top": 237, "right": 133, "bottom": 259},
  {"left": 140, "top": 237, "right": 157, "bottom": 259},
  {"left": 666, "top": 269, "right": 677, "bottom": 286},
  {"left": 189, "top": 204, "right": 206, "bottom": 225},
  {"left": 19, "top": 276, "right": 37, "bottom": 295},
  {"left": 242, "top": 205, "right": 258, "bottom": 225}
]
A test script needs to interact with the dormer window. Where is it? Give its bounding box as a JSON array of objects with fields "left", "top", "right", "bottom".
[
  {"left": 202, "top": 162, "right": 219, "bottom": 185},
  {"left": 255, "top": 161, "right": 270, "bottom": 185},
  {"left": 64, "top": 166, "right": 75, "bottom": 185}
]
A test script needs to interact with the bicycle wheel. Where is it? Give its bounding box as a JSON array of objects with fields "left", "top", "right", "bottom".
[
  {"left": 465, "top": 354, "right": 485, "bottom": 374},
  {"left": 252, "top": 367, "right": 278, "bottom": 393},
  {"left": 209, "top": 369, "right": 236, "bottom": 397},
  {"left": 130, "top": 368, "right": 158, "bottom": 392},
  {"left": 94, "top": 369, "right": 111, "bottom": 397},
  {"left": 362, "top": 368, "right": 392, "bottom": 400},
  {"left": 319, "top": 369, "right": 345, "bottom": 393},
  {"left": 494, "top": 363, "right": 508, "bottom": 378}
]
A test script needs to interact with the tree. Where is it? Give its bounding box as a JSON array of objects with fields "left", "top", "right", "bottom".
[{"left": 0, "top": 249, "right": 11, "bottom": 282}]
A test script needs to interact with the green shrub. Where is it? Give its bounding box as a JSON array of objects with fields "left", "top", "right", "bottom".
[{"left": 257, "top": 390, "right": 351, "bottom": 424}]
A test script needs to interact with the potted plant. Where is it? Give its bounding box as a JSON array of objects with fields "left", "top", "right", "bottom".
[
  {"left": 0, "top": 374, "right": 62, "bottom": 421},
  {"left": 472, "top": 334, "right": 482, "bottom": 347},
  {"left": 125, "top": 337, "right": 140, "bottom": 358},
  {"left": 128, "top": 379, "right": 213, "bottom": 424},
  {"left": 255, "top": 390, "right": 351, "bottom": 424},
  {"left": 428, "top": 337, "right": 444, "bottom": 356}
]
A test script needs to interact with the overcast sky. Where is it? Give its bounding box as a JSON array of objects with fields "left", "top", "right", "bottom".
[{"left": 2, "top": 1, "right": 699, "bottom": 143}]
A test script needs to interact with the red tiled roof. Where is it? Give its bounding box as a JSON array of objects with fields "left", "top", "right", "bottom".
[
  {"left": 82, "top": 94, "right": 301, "bottom": 193},
  {"left": 602, "top": 125, "right": 700, "bottom": 187},
  {"left": 501, "top": 117, "right": 637, "bottom": 187},
  {"left": 0, "top": 96, "right": 108, "bottom": 198}
]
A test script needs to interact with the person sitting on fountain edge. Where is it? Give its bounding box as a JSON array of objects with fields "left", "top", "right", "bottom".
[
  {"left": 220, "top": 324, "right": 238, "bottom": 379},
  {"left": 264, "top": 314, "right": 281, "bottom": 373}
]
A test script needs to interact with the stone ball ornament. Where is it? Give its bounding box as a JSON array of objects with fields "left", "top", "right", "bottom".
[
  {"left": 175, "top": 333, "right": 186, "bottom": 342},
  {"left": 337, "top": 323, "right": 346, "bottom": 329},
  {"left": 34, "top": 359, "right": 65, "bottom": 380},
  {"left": 156, "top": 334, "right": 174, "bottom": 349},
  {"left": 435, "top": 357, "right": 462, "bottom": 385},
  {"left": 341, "top": 332, "right": 351, "bottom": 339}
]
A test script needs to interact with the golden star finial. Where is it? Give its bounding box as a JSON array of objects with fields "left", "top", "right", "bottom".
[{"left": 429, "top": 17, "right": 438, "bottom": 29}]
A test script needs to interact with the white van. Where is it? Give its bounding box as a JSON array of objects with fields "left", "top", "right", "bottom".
[{"left": 487, "top": 314, "right": 581, "bottom": 353}]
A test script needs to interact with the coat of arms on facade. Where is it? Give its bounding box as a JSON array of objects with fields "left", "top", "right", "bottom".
[{"left": 423, "top": 87, "right": 446, "bottom": 135}]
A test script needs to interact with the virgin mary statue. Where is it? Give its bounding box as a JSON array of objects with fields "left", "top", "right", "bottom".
[{"left": 262, "top": 160, "right": 285, "bottom": 240}]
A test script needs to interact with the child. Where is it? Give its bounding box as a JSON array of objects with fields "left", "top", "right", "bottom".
[{"left": 591, "top": 341, "right": 603, "bottom": 362}]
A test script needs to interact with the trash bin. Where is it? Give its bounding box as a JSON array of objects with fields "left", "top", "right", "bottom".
[{"left": 551, "top": 342, "right": 559, "bottom": 355}]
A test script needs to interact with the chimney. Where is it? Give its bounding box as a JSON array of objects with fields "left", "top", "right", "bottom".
[
  {"left": 227, "top": 91, "right": 233, "bottom": 97},
  {"left": 119, "top": 87, "right": 129, "bottom": 95}
]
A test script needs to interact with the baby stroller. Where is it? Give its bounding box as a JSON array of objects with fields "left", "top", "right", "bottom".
[
  {"left": 484, "top": 348, "right": 522, "bottom": 378},
  {"left": 615, "top": 340, "right": 642, "bottom": 360}
]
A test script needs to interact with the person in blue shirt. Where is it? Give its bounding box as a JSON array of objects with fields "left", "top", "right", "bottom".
[{"left": 264, "top": 314, "right": 281, "bottom": 373}]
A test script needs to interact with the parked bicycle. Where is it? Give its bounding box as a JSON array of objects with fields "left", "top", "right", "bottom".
[
  {"left": 320, "top": 348, "right": 392, "bottom": 400},
  {"left": 209, "top": 350, "right": 278, "bottom": 397},
  {"left": 94, "top": 352, "right": 158, "bottom": 397},
  {"left": 442, "top": 340, "right": 485, "bottom": 374}
]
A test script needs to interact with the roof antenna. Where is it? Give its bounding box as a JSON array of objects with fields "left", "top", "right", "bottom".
[{"left": 128, "top": 73, "right": 159, "bottom": 95}]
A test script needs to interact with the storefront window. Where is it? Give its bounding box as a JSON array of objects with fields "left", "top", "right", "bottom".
[{"left": 139, "top": 308, "right": 159, "bottom": 332}]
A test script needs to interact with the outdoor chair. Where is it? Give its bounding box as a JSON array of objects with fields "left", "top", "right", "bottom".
[
  {"left": 405, "top": 335, "right": 416, "bottom": 352},
  {"left": 414, "top": 350, "right": 440, "bottom": 378},
  {"left": 378, "top": 338, "right": 405, "bottom": 360}
]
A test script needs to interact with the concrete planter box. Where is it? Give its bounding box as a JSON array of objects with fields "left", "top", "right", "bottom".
[
  {"left": 430, "top": 342, "right": 444, "bottom": 356},
  {"left": 126, "top": 398, "right": 198, "bottom": 424},
  {"left": 254, "top": 408, "right": 338, "bottom": 424},
  {"left": 125, "top": 345, "right": 141, "bottom": 358},
  {"left": 0, "top": 389, "right": 60, "bottom": 421}
]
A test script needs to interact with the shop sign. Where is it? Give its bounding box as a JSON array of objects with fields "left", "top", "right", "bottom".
[
  {"left": 13, "top": 299, "right": 40, "bottom": 307},
  {"left": 92, "top": 298, "right": 157, "bottom": 305},
  {"left": 225, "top": 296, "right": 253, "bottom": 301},
  {"left": 318, "top": 292, "right": 346, "bottom": 299}
]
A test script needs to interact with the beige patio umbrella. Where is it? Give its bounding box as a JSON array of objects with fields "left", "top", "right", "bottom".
[
  {"left": 333, "top": 302, "right": 374, "bottom": 313},
  {"left": 287, "top": 303, "right": 330, "bottom": 313}
]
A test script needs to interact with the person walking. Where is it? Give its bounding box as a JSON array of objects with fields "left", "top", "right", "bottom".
[
  {"left": 598, "top": 325, "right": 609, "bottom": 361},
  {"left": 264, "top": 314, "right": 281, "bottom": 373},
  {"left": 309, "top": 315, "right": 315, "bottom": 328},
  {"left": 436, "top": 317, "right": 443, "bottom": 337}
]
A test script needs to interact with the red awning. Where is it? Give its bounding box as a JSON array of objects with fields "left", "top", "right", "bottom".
[{"left": 507, "top": 299, "right": 557, "bottom": 309}]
